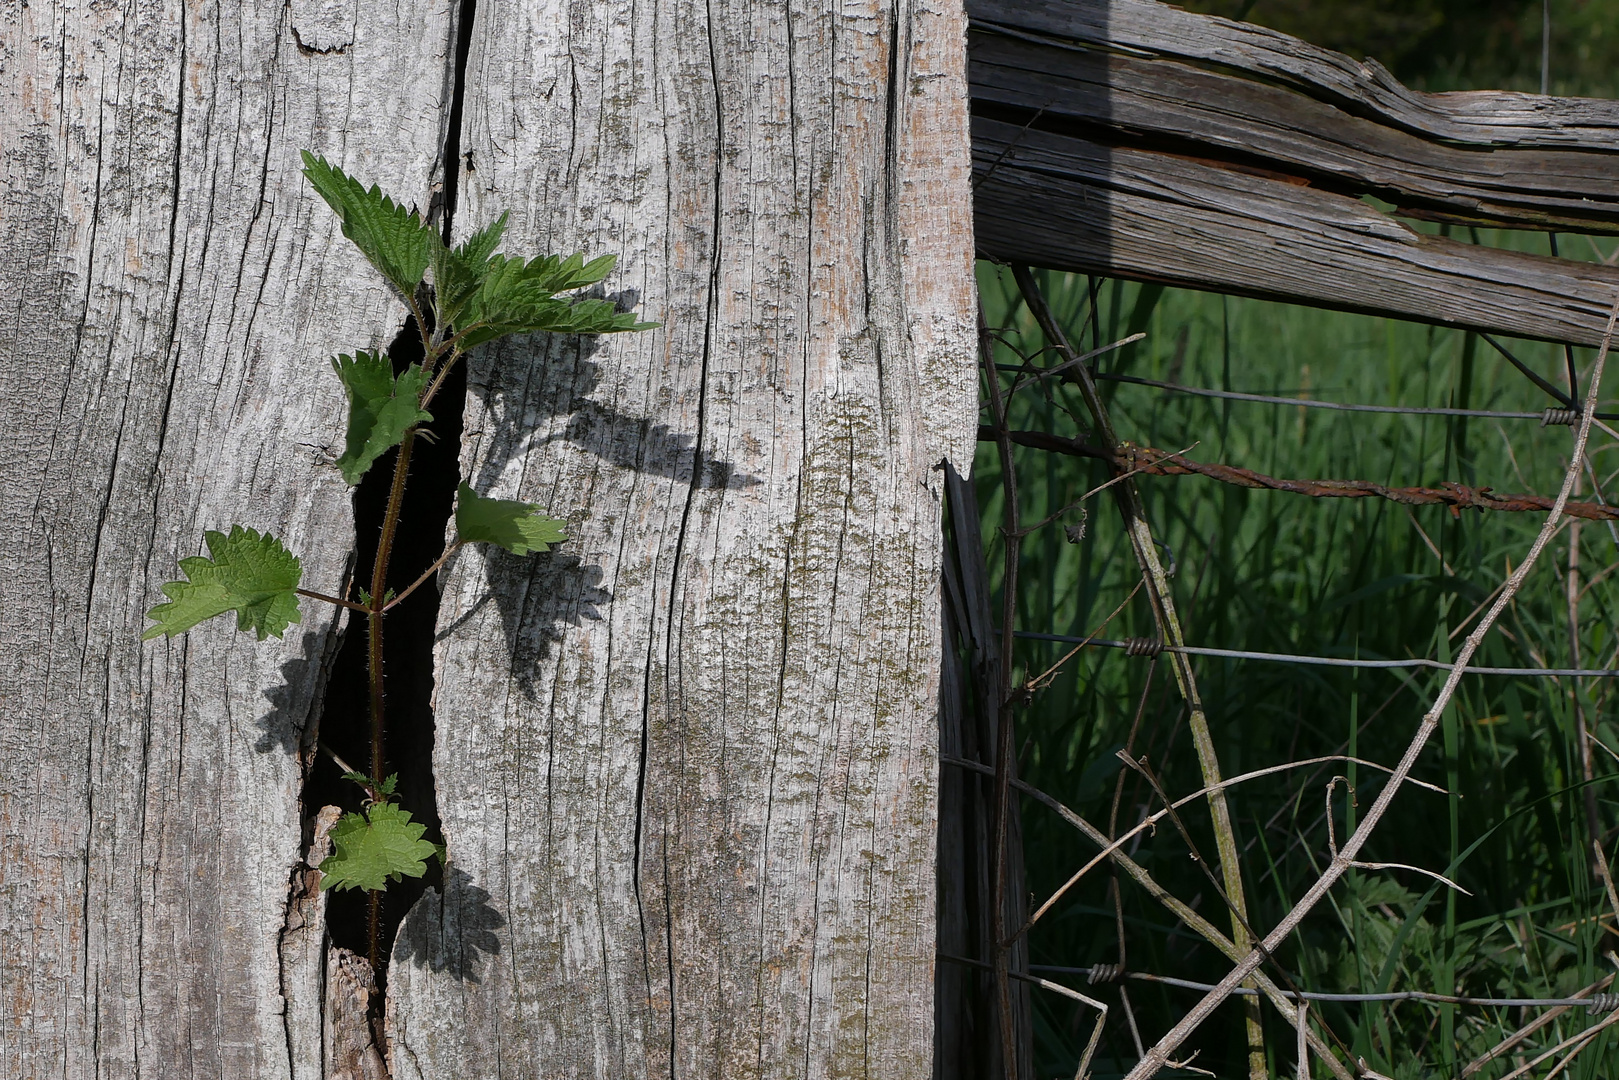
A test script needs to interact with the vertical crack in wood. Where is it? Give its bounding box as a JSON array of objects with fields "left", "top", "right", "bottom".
[
  {"left": 628, "top": 4, "right": 729, "bottom": 1069},
  {"left": 283, "top": 0, "right": 478, "bottom": 1070},
  {"left": 368, "top": 0, "right": 478, "bottom": 1070}
]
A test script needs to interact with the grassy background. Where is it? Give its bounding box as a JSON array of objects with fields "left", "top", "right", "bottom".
[
  {"left": 1181, "top": 0, "right": 1619, "bottom": 97},
  {"left": 975, "top": 6, "right": 1619, "bottom": 1075}
]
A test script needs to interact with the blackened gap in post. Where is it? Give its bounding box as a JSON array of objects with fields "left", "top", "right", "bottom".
[
  {"left": 312, "top": 0, "right": 476, "bottom": 992},
  {"left": 305, "top": 314, "right": 465, "bottom": 985},
  {"left": 438, "top": 0, "right": 476, "bottom": 232}
]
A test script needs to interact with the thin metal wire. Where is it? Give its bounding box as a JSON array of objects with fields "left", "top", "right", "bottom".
[
  {"left": 1479, "top": 332, "right": 1578, "bottom": 407},
  {"left": 973, "top": 303, "right": 1619, "bottom": 1069},
  {"left": 1027, "top": 965, "right": 1619, "bottom": 1013},
  {"left": 1080, "top": 371, "right": 1619, "bottom": 422},
  {"left": 1013, "top": 630, "right": 1619, "bottom": 678}
]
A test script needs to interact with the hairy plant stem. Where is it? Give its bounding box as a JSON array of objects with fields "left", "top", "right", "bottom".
[
  {"left": 421, "top": 345, "right": 464, "bottom": 408},
  {"left": 368, "top": 429, "right": 417, "bottom": 795},
  {"left": 358, "top": 323, "right": 456, "bottom": 971}
]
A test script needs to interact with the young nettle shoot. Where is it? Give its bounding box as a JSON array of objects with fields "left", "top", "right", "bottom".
[
  {"left": 322, "top": 773, "right": 446, "bottom": 894},
  {"left": 143, "top": 152, "right": 656, "bottom": 963}
]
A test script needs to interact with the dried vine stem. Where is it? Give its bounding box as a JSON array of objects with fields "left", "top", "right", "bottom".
[
  {"left": 1123, "top": 294, "right": 1619, "bottom": 1080},
  {"left": 946, "top": 754, "right": 1357, "bottom": 1080},
  {"left": 1012, "top": 265, "right": 1268, "bottom": 1078},
  {"left": 1489, "top": 1008, "right": 1619, "bottom": 1080}
]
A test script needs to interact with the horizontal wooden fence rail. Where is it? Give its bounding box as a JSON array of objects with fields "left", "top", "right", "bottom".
[{"left": 967, "top": 0, "right": 1619, "bottom": 347}]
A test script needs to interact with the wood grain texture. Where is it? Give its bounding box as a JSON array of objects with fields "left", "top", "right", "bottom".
[
  {"left": 969, "top": 28, "right": 1619, "bottom": 234},
  {"left": 966, "top": 0, "right": 1619, "bottom": 347},
  {"left": 973, "top": 117, "right": 1619, "bottom": 348},
  {"left": 971, "top": 0, "right": 1619, "bottom": 148},
  {"left": 385, "top": 0, "right": 979, "bottom": 1076},
  {"left": 0, "top": 1, "right": 452, "bottom": 1075}
]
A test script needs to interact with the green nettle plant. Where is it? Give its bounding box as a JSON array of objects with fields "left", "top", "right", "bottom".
[{"left": 143, "top": 151, "right": 654, "bottom": 964}]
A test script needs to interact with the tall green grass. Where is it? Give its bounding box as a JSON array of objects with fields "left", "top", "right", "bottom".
[{"left": 976, "top": 255, "right": 1619, "bottom": 1077}]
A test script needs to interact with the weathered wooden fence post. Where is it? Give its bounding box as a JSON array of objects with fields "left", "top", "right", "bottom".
[
  {"left": 385, "top": 1, "right": 978, "bottom": 1074},
  {"left": 1, "top": 1, "right": 453, "bottom": 1074},
  {"left": 2, "top": 0, "right": 978, "bottom": 1076}
]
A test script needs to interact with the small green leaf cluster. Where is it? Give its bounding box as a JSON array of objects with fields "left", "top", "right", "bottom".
[
  {"left": 301, "top": 150, "right": 654, "bottom": 344},
  {"left": 142, "top": 152, "right": 657, "bottom": 926},
  {"left": 319, "top": 772, "right": 444, "bottom": 893},
  {"left": 146, "top": 153, "right": 655, "bottom": 641}
]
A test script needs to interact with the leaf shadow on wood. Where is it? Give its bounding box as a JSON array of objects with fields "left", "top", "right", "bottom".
[
  {"left": 457, "top": 293, "right": 756, "bottom": 691},
  {"left": 392, "top": 865, "right": 505, "bottom": 983},
  {"left": 399, "top": 294, "right": 760, "bottom": 981},
  {"left": 472, "top": 548, "right": 612, "bottom": 695},
  {"left": 464, "top": 291, "right": 758, "bottom": 494},
  {"left": 255, "top": 627, "right": 343, "bottom": 756}
]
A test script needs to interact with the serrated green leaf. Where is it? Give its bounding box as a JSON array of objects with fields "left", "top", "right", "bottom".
[
  {"left": 454, "top": 249, "right": 657, "bottom": 348},
  {"left": 459, "top": 292, "right": 656, "bottom": 349},
  {"left": 319, "top": 802, "right": 443, "bottom": 893},
  {"left": 301, "top": 151, "right": 435, "bottom": 299},
  {"left": 430, "top": 212, "right": 509, "bottom": 328},
  {"left": 457, "top": 212, "right": 509, "bottom": 266},
  {"left": 455, "top": 482, "right": 568, "bottom": 556},
  {"left": 143, "top": 527, "right": 302, "bottom": 641},
  {"left": 339, "top": 771, "right": 399, "bottom": 797},
  {"left": 331, "top": 351, "right": 433, "bottom": 485}
]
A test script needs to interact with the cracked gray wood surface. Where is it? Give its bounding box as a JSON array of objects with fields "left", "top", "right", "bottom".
[
  {"left": 974, "top": 0, "right": 1619, "bottom": 147},
  {"left": 0, "top": 1, "right": 452, "bottom": 1076},
  {"left": 973, "top": 116, "right": 1619, "bottom": 349},
  {"left": 386, "top": 0, "right": 978, "bottom": 1076},
  {"left": 968, "top": 0, "right": 1619, "bottom": 348}
]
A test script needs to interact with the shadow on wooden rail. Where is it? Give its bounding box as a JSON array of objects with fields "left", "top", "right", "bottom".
[{"left": 969, "top": 0, "right": 1619, "bottom": 347}]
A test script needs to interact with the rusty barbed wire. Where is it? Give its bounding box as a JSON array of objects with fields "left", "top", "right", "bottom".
[
  {"left": 981, "top": 426, "right": 1619, "bottom": 522},
  {"left": 1121, "top": 636, "right": 1164, "bottom": 658}
]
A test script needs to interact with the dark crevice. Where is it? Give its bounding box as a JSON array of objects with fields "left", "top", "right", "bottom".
[
  {"left": 304, "top": 315, "right": 464, "bottom": 987},
  {"left": 290, "top": 26, "right": 349, "bottom": 55},
  {"left": 296, "top": 0, "right": 478, "bottom": 1009},
  {"left": 440, "top": 0, "right": 477, "bottom": 236}
]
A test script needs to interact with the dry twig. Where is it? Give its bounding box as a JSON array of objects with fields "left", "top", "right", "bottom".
[
  {"left": 1014, "top": 264, "right": 1271, "bottom": 1078},
  {"left": 1459, "top": 973, "right": 1615, "bottom": 1077},
  {"left": 1121, "top": 294, "right": 1619, "bottom": 1080},
  {"left": 945, "top": 753, "right": 1361, "bottom": 1080}
]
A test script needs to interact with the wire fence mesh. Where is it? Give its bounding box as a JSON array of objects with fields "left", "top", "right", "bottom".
[{"left": 937, "top": 260, "right": 1619, "bottom": 1080}]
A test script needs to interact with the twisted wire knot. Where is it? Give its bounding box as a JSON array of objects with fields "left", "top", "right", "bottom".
[
  {"left": 1541, "top": 407, "right": 1581, "bottom": 426},
  {"left": 1587, "top": 992, "right": 1619, "bottom": 1014},
  {"left": 1087, "top": 963, "right": 1124, "bottom": 985},
  {"left": 1123, "top": 637, "right": 1164, "bottom": 658}
]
